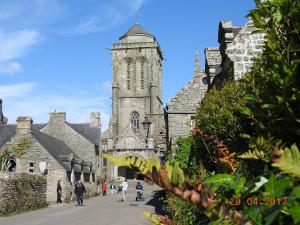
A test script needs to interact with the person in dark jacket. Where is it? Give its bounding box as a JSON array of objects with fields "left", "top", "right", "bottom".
[
  {"left": 57, "top": 180, "right": 62, "bottom": 204},
  {"left": 74, "top": 180, "right": 86, "bottom": 206},
  {"left": 135, "top": 182, "right": 143, "bottom": 201}
]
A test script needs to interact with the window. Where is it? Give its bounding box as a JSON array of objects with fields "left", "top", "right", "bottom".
[
  {"left": 103, "top": 157, "right": 107, "bottom": 167},
  {"left": 141, "top": 62, "right": 145, "bottom": 89},
  {"left": 29, "top": 162, "right": 34, "bottom": 173},
  {"left": 130, "top": 111, "right": 140, "bottom": 131},
  {"left": 2, "top": 157, "right": 17, "bottom": 172},
  {"left": 127, "top": 62, "right": 131, "bottom": 90},
  {"left": 190, "top": 116, "right": 196, "bottom": 130}
]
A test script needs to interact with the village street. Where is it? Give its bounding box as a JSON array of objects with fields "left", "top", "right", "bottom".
[{"left": 0, "top": 182, "right": 163, "bottom": 225}]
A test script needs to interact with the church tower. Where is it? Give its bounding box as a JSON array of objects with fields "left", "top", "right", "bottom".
[{"left": 103, "top": 24, "right": 165, "bottom": 179}]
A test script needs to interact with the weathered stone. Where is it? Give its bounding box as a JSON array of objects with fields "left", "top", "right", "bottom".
[{"left": 0, "top": 172, "right": 47, "bottom": 215}]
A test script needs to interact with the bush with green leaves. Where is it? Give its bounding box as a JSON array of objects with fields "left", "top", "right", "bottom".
[
  {"left": 104, "top": 0, "right": 300, "bottom": 224},
  {"left": 174, "top": 137, "right": 198, "bottom": 176},
  {"left": 242, "top": 0, "right": 300, "bottom": 145}
]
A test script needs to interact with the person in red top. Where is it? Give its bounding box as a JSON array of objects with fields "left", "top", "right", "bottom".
[{"left": 102, "top": 181, "right": 107, "bottom": 196}]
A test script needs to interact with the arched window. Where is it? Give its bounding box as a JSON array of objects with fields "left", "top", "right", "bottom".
[
  {"left": 1, "top": 157, "right": 17, "bottom": 172},
  {"left": 127, "top": 62, "right": 131, "bottom": 90},
  {"left": 141, "top": 62, "right": 145, "bottom": 89},
  {"left": 130, "top": 111, "right": 139, "bottom": 131}
]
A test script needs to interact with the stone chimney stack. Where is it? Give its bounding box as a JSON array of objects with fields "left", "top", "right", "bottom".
[
  {"left": 0, "top": 99, "right": 3, "bottom": 124},
  {"left": 49, "top": 112, "right": 66, "bottom": 124},
  {"left": 16, "top": 116, "right": 33, "bottom": 134},
  {"left": 90, "top": 112, "right": 101, "bottom": 128},
  {"left": 0, "top": 99, "right": 8, "bottom": 125}
]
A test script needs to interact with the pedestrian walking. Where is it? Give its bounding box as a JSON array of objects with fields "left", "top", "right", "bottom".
[
  {"left": 121, "top": 179, "right": 128, "bottom": 202},
  {"left": 110, "top": 183, "right": 116, "bottom": 195},
  {"left": 102, "top": 181, "right": 107, "bottom": 196},
  {"left": 57, "top": 180, "right": 62, "bottom": 204},
  {"left": 74, "top": 180, "right": 86, "bottom": 206}
]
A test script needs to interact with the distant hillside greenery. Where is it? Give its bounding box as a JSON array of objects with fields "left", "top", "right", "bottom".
[{"left": 103, "top": 0, "right": 300, "bottom": 224}]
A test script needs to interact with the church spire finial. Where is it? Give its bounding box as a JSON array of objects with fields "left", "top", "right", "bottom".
[{"left": 193, "top": 48, "right": 200, "bottom": 77}]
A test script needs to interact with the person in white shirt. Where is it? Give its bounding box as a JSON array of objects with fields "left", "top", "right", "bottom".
[{"left": 121, "top": 179, "right": 128, "bottom": 202}]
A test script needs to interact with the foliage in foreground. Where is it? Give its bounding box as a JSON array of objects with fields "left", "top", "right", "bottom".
[{"left": 105, "top": 0, "right": 300, "bottom": 224}]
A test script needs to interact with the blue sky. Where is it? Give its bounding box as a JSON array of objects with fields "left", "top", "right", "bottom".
[{"left": 0, "top": 0, "right": 256, "bottom": 130}]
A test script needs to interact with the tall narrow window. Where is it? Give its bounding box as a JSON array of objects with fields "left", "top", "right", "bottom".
[
  {"left": 141, "top": 62, "right": 145, "bottom": 89},
  {"left": 130, "top": 111, "right": 140, "bottom": 131},
  {"left": 127, "top": 62, "right": 131, "bottom": 90}
]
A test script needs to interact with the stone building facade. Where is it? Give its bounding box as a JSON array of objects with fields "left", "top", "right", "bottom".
[
  {"left": 41, "top": 112, "right": 101, "bottom": 176},
  {"left": 0, "top": 99, "right": 8, "bottom": 125},
  {"left": 101, "top": 24, "right": 166, "bottom": 180},
  {"left": 168, "top": 19, "right": 264, "bottom": 151},
  {"left": 167, "top": 50, "right": 208, "bottom": 150},
  {"left": 0, "top": 110, "right": 101, "bottom": 202},
  {"left": 205, "top": 20, "right": 265, "bottom": 87}
]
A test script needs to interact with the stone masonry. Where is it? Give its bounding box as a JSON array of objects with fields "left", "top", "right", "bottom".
[
  {"left": 206, "top": 20, "right": 265, "bottom": 86},
  {"left": 0, "top": 172, "right": 47, "bottom": 215},
  {"left": 167, "top": 50, "right": 208, "bottom": 150},
  {"left": 41, "top": 112, "right": 101, "bottom": 176},
  {"left": 0, "top": 99, "right": 8, "bottom": 125},
  {"left": 168, "top": 19, "right": 264, "bottom": 152},
  {"left": 0, "top": 116, "right": 98, "bottom": 202},
  {"left": 102, "top": 24, "right": 166, "bottom": 180},
  {"left": 0, "top": 117, "right": 70, "bottom": 202}
]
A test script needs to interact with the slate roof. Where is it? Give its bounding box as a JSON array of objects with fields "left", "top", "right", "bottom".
[
  {"left": 32, "top": 130, "right": 80, "bottom": 172},
  {"left": 119, "top": 23, "right": 153, "bottom": 39},
  {"left": 0, "top": 125, "right": 16, "bottom": 148},
  {"left": 66, "top": 122, "right": 100, "bottom": 146},
  {"left": 0, "top": 124, "right": 46, "bottom": 148}
]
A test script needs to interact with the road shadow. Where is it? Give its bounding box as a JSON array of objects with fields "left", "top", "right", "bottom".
[{"left": 145, "top": 190, "right": 167, "bottom": 215}]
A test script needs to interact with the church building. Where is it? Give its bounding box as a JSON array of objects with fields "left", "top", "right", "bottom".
[{"left": 101, "top": 24, "right": 166, "bottom": 180}]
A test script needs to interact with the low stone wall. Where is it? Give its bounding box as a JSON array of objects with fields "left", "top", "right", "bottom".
[
  {"left": 85, "top": 182, "right": 99, "bottom": 198},
  {"left": 0, "top": 172, "right": 47, "bottom": 215},
  {"left": 63, "top": 182, "right": 99, "bottom": 203}
]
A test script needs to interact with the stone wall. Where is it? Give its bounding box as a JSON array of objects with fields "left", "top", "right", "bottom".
[
  {"left": 0, "top": 132, "right": 70, "bottom": 203},
  {"left": 0, "top": 172, "right": 47, "bottom": 215},
  {"left": 40, "top": 113, "right": 100, "bottom": 176},
  {"left": 207, "top": 20, "right": 265, "bottom": 87},
  {"left": 225, "top": 21, "right": 265, "bottom": 80},
  {"left": 167, "top": 68, "right": 207, "bottom": 150}
]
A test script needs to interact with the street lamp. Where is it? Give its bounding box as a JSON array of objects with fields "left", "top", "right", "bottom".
[{"left": 142, "top": 116, "right": 152, "bottom": 143}]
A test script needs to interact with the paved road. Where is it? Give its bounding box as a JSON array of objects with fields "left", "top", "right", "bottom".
[{"left": 0, "top": 182, "right": 162, "bottom": 225}]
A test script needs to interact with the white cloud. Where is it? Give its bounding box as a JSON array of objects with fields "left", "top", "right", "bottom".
[
  {"left": 66, "top": 0, "right": 146, "bottom": 34},
  {"left": 0, "top": 0, "right": 65, "bottom": 27},
  {"left": 3, "top": 95, "right": 111, "bottom": 130},
  {"left": 0, "top": 29, "right": 41, "bottom": 62},
  {"left": 0, "top": 82, "right": 36, "bottom": 98},
  {"left": 0, "top": 62, "right": 22, "bottom": 75},
  {"left": 0, "top": 82, "right": 111, "bottom": 129},
  {"left": 94, "top": 81, "right": 112, "bottom": 92}
]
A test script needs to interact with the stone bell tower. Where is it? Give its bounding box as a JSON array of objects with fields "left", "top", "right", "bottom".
[{"left": 103, "top": 24, "right": 165, "bottom": 179}]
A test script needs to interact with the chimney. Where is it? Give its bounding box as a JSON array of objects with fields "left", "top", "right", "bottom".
[
  {"left": 49, "top": 112, "right": 66, "bottom": 124},
  {"left": 90, "top": 112, "right": 101, "bottom": 128},
  {"left": 16, "top": 116, "right": 33, "bottom": 134},
  {"left": 0, "top": 99, "right": 3, "bottom": 124}
]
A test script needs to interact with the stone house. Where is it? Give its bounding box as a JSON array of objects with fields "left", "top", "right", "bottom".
[
  {"left": 0, "top": 98, "right": 101, "bottom": 202},
  {"left": 0, "top": 116, "right": 94, "bottom": 202},
  {"left": 40, "top": 112, "right": 102, "bottom": 176},
  {"left": 167, "top": 50, "right": 208, "bottom": 150}
]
